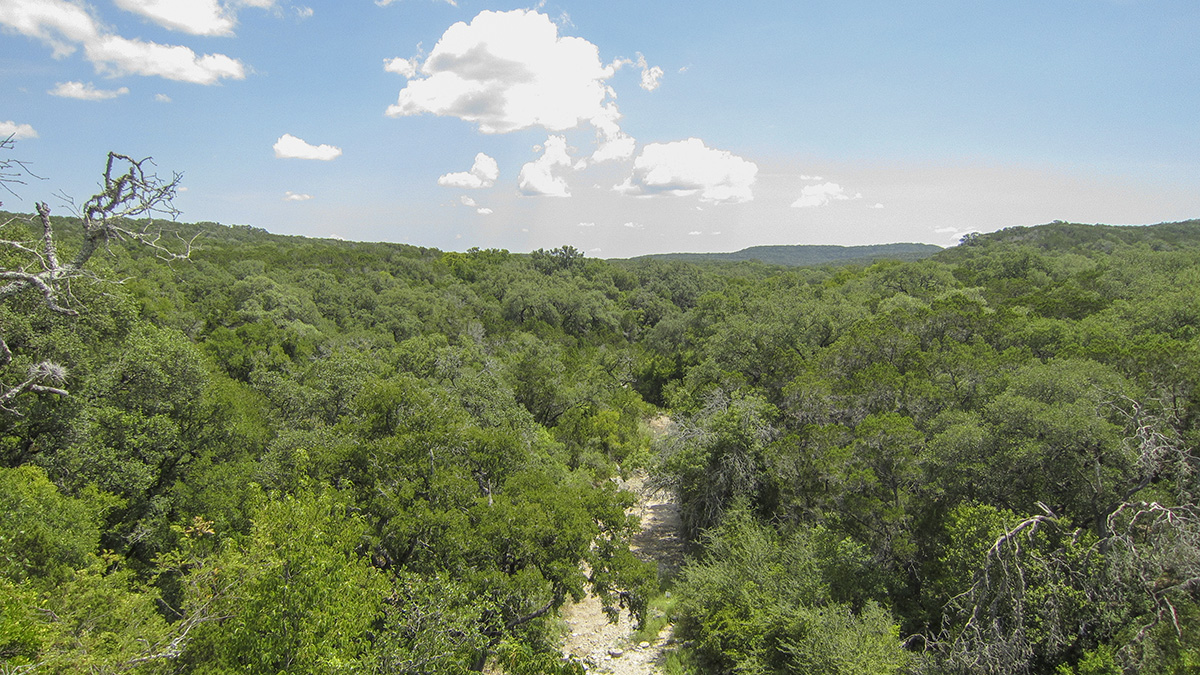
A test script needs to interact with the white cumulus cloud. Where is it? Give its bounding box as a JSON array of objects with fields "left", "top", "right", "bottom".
[
  {"left": 385, "top": 9, "right": 620, "bottom": 135},
  {"left": 518, "top": 135, "right": 573, "bottom": 197},
  {"left": 611, "top": 52, "right": 662, "bottom": 92},
  {"left": 791, "top": 181, "right": 857, "bottom": 208},
  {"left": 438, "top": 152, "right": 499, "bottom": 188},
  {"left": 383, "top": 56, "right": 420, "bottom": 78},
  {"left": 615, "top": 138, "right": 758, "bottom": 204},
  {"left": 0, "top": 0, "right": 246, "bottom": 84},
  {"left": 154, "top": 93, "right": 171, "bottom": 102},
  {"left": 284, "top": 191, "right": 313, "bottom": 201},
  {"left": 588, "top": 102, "right": 635, "bottom": 163},
  {"left": 0, "top": 120, "right": 39, "bottom": 139},
  {"left": 635, "top": 52, "right": 662, "bottom": 91},
  {"left": 273, "top": 134, "right": 342, "bottom": 161},
  {"left": 49, "top": 80, "right": 129, "bottom": 100}
]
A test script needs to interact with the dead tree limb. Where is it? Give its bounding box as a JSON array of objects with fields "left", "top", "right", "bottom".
[{"left": 0, "top": 147, "right": 191, "bottom": 414}]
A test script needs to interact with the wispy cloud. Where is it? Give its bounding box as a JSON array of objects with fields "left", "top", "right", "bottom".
[
  {"left": 635, "top": 52, "right": 663, "bottom": 91},
  {"left": 377, "top": 0, "right": 456, "bottom": 6},
  {"left": 49, "top": 81, "right": 129, "bottom": 100},
  {"left": 1, "top": 0, "right": 245, "bottom": 84},
  {"left": 459, "top": 195, "right": 493, "bottom": 214},
  {"left": 114, "top": 0, "right": 235, "bottom": 36},
  {"left": 791, "top": 181, "right": 859, "bottom": 208}
]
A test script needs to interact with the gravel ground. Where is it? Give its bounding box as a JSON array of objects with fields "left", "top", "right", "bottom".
[{"left": 559, "top": 461, "right": 686, "bottom": 675}]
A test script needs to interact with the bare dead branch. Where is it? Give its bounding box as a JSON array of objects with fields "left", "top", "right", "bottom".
[
  {"left": 0, "top": 362, "right": 70, "bottom": 415},
  {"left": 0, "top": 145, "right": 190, "bottom": 414},
  {"left": 0, "top": 134, "right": 46, "bottom": 202}
]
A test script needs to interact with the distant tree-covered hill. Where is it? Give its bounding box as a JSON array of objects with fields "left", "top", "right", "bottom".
[
  {"left": 5, "top": 207, "right": 1200, "bottom": 674},
  {"left": 938, "top": 219, "right": 1200, "bottom": 258},
  {"left": 629, "top": 242, "right": 942, "bottom": 266}
]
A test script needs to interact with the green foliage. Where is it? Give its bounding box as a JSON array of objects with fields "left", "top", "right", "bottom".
[
  {"left": 655, "top": 390, "right": 778, "bottom": 538},
  {"left": 529, "top": 245, "right": 585, "bottom": 275},
  {"left": 0, "top": 576, "right": 43, "bottom": 666},
  {"left": 1056, "top": 645, "right": 1121, "bottom": 675},
  {"left": 673, "top": 513, "right": 907, "bottom": 674},
  {"left": 367, "top": 571, "right": 484, "bottom": 674},
  {"left": 493, "top": 639, "right": 586, "bottom": 675},
  {"left": 6, "top": 212, "right": 1200, "bottom": 674},
  {"left": 3, "top": 550, "right": 186, "bottom": 673},
  {"left": 0, "top": 465, "right": 113, "bottom": 585},
  {"left": 181, "top": 490, "right": 385, "bottom": 674}
]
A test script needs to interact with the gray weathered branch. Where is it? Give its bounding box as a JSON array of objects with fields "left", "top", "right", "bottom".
[{"left": 0, "top": 148, "right": 189, "bottom": 414}]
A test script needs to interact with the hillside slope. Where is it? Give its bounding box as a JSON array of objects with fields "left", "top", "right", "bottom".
[{"left": 630, "top": 242, "right": 942, "bottom": 267}]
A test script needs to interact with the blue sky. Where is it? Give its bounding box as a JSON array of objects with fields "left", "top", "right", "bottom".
[{"left": 1, "top": 0, "right": 1198, "bottom": 257}]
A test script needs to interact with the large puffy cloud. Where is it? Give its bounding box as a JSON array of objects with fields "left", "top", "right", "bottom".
[
  {"left": 0, "top": 0, "right": 245, "bottom": 84},
  {"left": 791, "top": 181, "right": 859, "bottom": 208},
  {"left": 615, "top": 138, "right": 758, "bottom": 204},
  {"left": 518, "top": 135, "right": 573, "bottom": 197},
  {"left": 0, "top": 121, "right": 38, "bottom": 139},
  {"left": 386, "top": 9, "right": 619, "bottom": 135},
  {"left": 438, "top": 152, "right": 498, "bottom": 188},
  {"left": 273, "top": 134, "right": 342, "bottom": 160},
  {"left": 48, "top": 80, "right": 129, "bottom": 99}
]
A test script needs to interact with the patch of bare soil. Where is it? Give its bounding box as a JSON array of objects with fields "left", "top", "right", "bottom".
[{"left": 560, "top": 460, "right": 686, "bottom": 674}]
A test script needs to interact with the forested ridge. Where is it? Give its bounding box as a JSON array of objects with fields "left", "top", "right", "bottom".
[
  {"left": 3, "top": 204, "right": 1200, "bottom": 673},
  {"left": 630, "top": 243, "right": 942, "bottom": 267}
]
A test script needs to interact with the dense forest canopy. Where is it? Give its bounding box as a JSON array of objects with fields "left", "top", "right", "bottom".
[{"left": 2, "top": 188, "right": 1200, "bottom": 673}]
